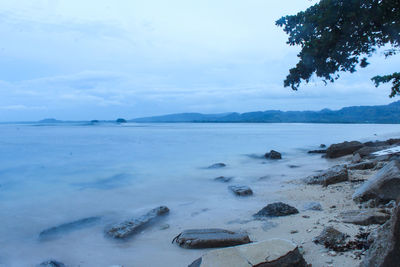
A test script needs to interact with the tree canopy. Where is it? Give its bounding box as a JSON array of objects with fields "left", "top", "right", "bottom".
[{"left": 276, "top": 0, "right": 400, "bottom": 97}]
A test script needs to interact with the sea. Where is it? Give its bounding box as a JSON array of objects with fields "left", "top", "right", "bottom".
[{"left": 1, "top": 122, "right": 400, "bottom": 267}]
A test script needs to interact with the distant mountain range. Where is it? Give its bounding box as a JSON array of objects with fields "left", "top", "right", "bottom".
[{"left": 131, "top": 101, "right": 400, "bottom": 123}]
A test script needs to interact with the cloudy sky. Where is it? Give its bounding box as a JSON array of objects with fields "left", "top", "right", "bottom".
[{"left": 0, "top": 0, "right": 399, "bottom": 121}]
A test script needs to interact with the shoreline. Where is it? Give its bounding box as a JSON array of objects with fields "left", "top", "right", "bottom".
[{"left": 184, "top": 139, "right": 400, "bottom": 267}]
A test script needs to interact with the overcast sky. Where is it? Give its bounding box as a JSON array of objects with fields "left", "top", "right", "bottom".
[{"left": 0, "top": 0, "right": 399, "bottom": 121}]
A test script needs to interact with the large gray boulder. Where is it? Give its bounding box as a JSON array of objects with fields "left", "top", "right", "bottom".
[
  {"left": 172, "top": 229, "right": 250, "bottom": 249},
  {"left": 361, "top": 202, "right": 400, "bottom": 267},
  {"left": 326, "top": 141, "right": 364, "bottom": 158},
  {"left": 353, "top": 161, "right": 400, "bottom": 203},
  {"left": 303, "top": 165, "right": 348, "bottom": 186},
  {"left": 105, "top": 206, "right": 169, "bottom": 239},
  {"left": 340, "top": 209, "right": 390, "bottom": 226},
  {"left": 254, "top": 202, "right": 299, "bottom": 218},
  {"left": 188, "top": 239, "right": 307, "bottom": 267}
]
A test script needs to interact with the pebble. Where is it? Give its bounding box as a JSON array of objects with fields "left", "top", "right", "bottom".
[
  {"left": 328, "top": 251, "right": 337, "bottom": 256},
  {"left": 290, "top": 230, "right": 299, "bottom": 234},
  {"left": 306, "top": 229, "right": 312, "bottom": 233},
  {"left": 302, "top": 215, "right": 310, "bottom": 218},
  {"left": 326, "top": 259, "right": 334, "bottom": 264}
]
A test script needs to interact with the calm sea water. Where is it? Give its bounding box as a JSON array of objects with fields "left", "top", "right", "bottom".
[{"left": 1, "top": 123, "right": 400, "bottom": 267}]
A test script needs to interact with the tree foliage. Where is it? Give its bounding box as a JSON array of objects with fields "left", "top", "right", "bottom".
[{"left": 276, "top": 0, "right": 400, "bottom": 96}]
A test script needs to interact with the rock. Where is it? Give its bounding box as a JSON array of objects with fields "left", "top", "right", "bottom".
[
  {"left": 308, "top": 149, "right": 327, "bottom": 154},
  {"left": 207, "top": 163, "right": 226, "bottom": 169},
  {"left": 105, "top": 206, "right": 169, "bottom": 239},
  {"left": 304, "top": 202, "right": 323, "bottom": 211},
  {"left": 352, "top": 153, "right": 362, "bottom": 163},
  {"left": 353, "top": 160, "right": 400, "bottom": 203},
  {"left": 172, "top": 229, "right": 251, "bottom": 249},
  {"left": 320, "top": 144, "right": 327, "bottom": 148},
  {"left": 228, "top": 185, "right": 253, "bottom": 196},
  {"left": 360, "top": 202, "right": 400, "bottom": 267},
  {"left": 265, "top": 150, "right": 282, "bottom": 159},
  {"left": 303, "top": 165, "right": 348, "bottom": 186},
  {"left": 340, "top": 210, "right": 390, "bottom": 225},
  {"left": 37, "top": 260, "right": 65, "bottom": 267},
  {"left": 39, "top": 216, "right": 102, "bottom": 241},
  {"left": 116, "top": 118, "right": 127, "bottom": 123},
  {"left": 214, "top": 176, "right": 233, "bottom": 183},
  {"left": 386, "top": 138, "right": 400, "bottom": 145},
  {"left": 326, "top": 141, "right": 364, "bottom": 158},
  {"left": 355, "top": 146, "right": 388, "bottom": 158},
  {"left": 347, "top": 161, "right": 376, "bottom": 170},
  {"left": 188, "top": 239, "right": 307, "bottom": 267},
  {"left": 254, "top": 202, "right": 299, "bottom": 218},
  {"left": 313, "top": 226, "right": 348, "bottom": 248}
]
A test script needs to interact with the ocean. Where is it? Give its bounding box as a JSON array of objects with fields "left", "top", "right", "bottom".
[{"left": 1, "top": 122, "right": 400, "bottom": 267}]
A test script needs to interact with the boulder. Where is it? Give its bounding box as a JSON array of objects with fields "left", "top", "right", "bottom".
[
  {"left": 105, "top": 206, "right": 169, "bottom": 239},
  {"left": 254, "top": 202, "right": 299, "bottom": 218},
  {"left": 320, "top": 144, "right": 327, "bottom": 148},
  {"left": 313, "top": 226, "right": 348, "bottom": 248},
  {"left": 265, "top": 150, "right": 282, "bottom": 159},
  {"left": 326, "top": 141, "right": 364, "bottom": 158},
  {"left": 386, "top": 138, "right": 400, "bottom": 145},
  {"left": 303, "top": 165, "right": 348, "bottom": 186},
  {"left": 340, "top": 210, "right": 390, "bottom": 225},
  {"left": 37, "top": 260, "right": 65, "bottom": 267},
  {"left": 214, "top": 176, "right": 233, "bottom": 183},
  {"left": 347, "top": 161, "right": 376, "bottom": 170},
  {"left": 188, "top": 239, "right": 307, "bottom": 267},
  {"left": 356, "top": 146, "right": 389, "bottom": 158},
  {"left": 303, "top": 202, "right": 323, "bottom": 211},
  {"left": 228, "top": 185, "right": 253, "bottom": 196},
  {"left": 172, "top": 229, "right": 250, "bottom": 249},
  {"left": 207, "top": 163, "right": 226, "bottom": 169},
  {"left": 353, "top": 160, "right": 400, "bottom": 203},
  {"left": 360, "top": 202, "right": 400, "bottom": 267},
  {"left": 39, "top": 216, "right": 102, "bottom": 241}
]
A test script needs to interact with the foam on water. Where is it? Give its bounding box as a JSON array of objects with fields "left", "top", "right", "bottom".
[{"left": 1, "top": 123, "right": 400, "bottom": 266}]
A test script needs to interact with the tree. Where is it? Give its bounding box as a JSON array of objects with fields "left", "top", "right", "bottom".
[{"left": 276, "top": 0, "right": 400, "bottom": 96}]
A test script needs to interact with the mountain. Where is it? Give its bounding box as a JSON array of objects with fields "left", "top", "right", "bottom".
[{"left": 131, "top": 101, "right": 400, "bottom": 123}]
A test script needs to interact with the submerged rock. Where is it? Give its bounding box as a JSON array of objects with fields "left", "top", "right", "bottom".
[
  {"left": 207, "top": 163, "right": 226, "bottom": 169},
  {"left": 214, "top": 176, "right": 233, "bottom": 183},
  {"left": 172, "top": 229, "right": 250, "bottom": 249},
  {"left": 105, "top": 206, "right": 169, "bottom": 239},
  {"left": 39, "top": 216, "right": 102, "bottom": 241},
  {"left": 303, "top": 165, "right": 348, "bottom": 186},
  {"left": 264, "top": 150, "right": 282, "bottom": 159},
  {"left": 188, "top": 239, "right": 307, "bottom": 267},
  {"left": 228, "top": 185, "right": 253, "bottom": 196},
  {"left": 361, "top": 202, "right": 400, "bottom": 267},
  {"left": 340, "top": 210, "right": 390, "bottom": 225},
  {"left": 308, "top": 149, "right": 327, "bottom": 154},
  {"left": 313, "top": 226, "right": 348, "bottom": 248},
  {"left": 353, "top": 160, "right": 400, "bottom": 203},
  {"left": 37, "top": 260, "right": 65, "bottom": 267},
  {"left": 326, "top": 141, "right": 364, "bottom": 158},
  {"left": 254, "top": 202, "right": 299, "bottom": 218}
]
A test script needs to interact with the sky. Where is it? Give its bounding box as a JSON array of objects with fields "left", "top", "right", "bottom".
[{"left": 0, "top": 0, "right": 399, "bottom": 121}]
